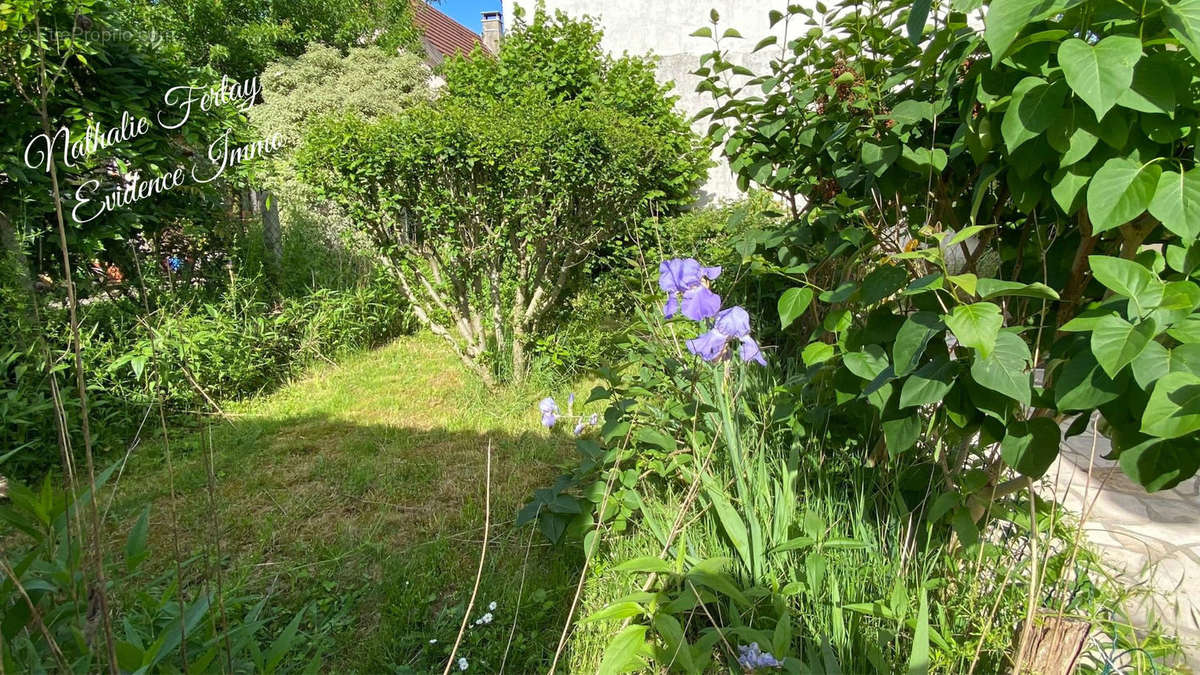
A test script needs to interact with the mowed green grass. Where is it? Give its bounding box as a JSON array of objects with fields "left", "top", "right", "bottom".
[{"left": 106, "top": 332, "right": 584, "bottom": 672}]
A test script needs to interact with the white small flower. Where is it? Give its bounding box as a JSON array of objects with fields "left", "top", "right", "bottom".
[
  {"left": 429, "top": 639, "right": 437, "bottom": 644},
  {"left": 488, "top": 601, "right": 497, "bottom": 611},
  {"left": 458, "top": 657, "right": 468, "bottom": 670}
]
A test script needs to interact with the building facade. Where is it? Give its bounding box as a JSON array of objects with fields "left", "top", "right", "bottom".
[{"left": 497, "top": 1, "right": 784, "bottom": 203}]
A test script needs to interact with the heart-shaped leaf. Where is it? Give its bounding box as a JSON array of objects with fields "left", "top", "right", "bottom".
[
  {"left": 1088, "top": 255, "right": 1164, "bottom": 315},
  {"left": 1091, "top": 314, "right": 1157, "bottom": 378},
  {"left": 1141, "top": 372, "right": 1200, "bottom": 439},
  {"left": 1086, "top": 158, "right": 1161, "bottom": 234},
  {"left": 1118, "top": 437, "right": 1200, "bottom": 491},
  {"left": 944, "top": 302, "right": 1003, "bottom": 358},
  {"left": 1002, "top": 76, "right": 1069, "bottom": 151},
  {"left": 969, "top": 330, "right": 1033, "bottom": 406},
  {"left": 1057, "top": 36, "right": 1141, "bottom": 119},
  {"left": 1117, "top": 58, "right": 1177, "bottom": 115},
  {"left": 1148, "top": 168, "right": 1200, "bottom": 241},
  {"left": 984, "top": 0, "right": 1076, "bottom": 62},
  {"left": 1000, "top": 417, "right": 1061, "bottom": 478},
  {"left": 900, "top": 358, "right": 957, "bottom": 408},
  {"left": 1051, "top": 163, "right": 1093, "bottom": 214},
  {"left": 1054, "top": 351, "right": 1125, "bottom": 411},
  {"left": 778, "top": 287, "right": 814, "bottom": 329}
]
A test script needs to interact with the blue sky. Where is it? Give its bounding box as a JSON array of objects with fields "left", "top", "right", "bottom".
[{"left": 435, "top": 0, "right": 502, "bottom": 34}]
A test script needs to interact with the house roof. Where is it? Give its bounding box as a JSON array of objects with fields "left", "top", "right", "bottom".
[{"left": 411, "top": 1, "right": 488, "bottom": 63}]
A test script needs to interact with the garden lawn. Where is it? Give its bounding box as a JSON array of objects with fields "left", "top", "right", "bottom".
[{"left": 105, "top": 332, "right": 582, "bottom": 672}]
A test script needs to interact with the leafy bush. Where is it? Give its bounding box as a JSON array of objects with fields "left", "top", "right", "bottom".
[
  {"left": 693, "top": 0, "right": 1200, "bottom": 497},
  {"left": 1, "top": 267, "right": 411, "bottom": 480},
  {"left": 149, "top": 0, "right": 422, "bottom": 79},
  {"left": 299, "top": 10, "right": 707, "bottom": 385}
]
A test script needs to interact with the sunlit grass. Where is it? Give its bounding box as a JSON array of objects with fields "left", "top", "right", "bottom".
[{"left": 106, "top": 332, "right": 587, "bottom": 671}]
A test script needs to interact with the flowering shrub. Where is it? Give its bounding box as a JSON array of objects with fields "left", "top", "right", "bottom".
[{"left": 694, "top": 0, "right": 1200, "bottom": 502}]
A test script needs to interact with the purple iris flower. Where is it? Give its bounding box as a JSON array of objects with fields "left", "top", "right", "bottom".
[
  {"left": 659, "top": 258, "right": 722, "bottom": 320},
  {"left": 737, "top": 643, "right": 782, "bottom": 671},
  {"left": 538, "top": 397, "right": 558, "bottom": 428},
  {"left": 686, "top": 306, "right": 767, "bottom": 366}
]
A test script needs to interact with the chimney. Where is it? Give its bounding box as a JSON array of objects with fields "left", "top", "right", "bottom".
[{"left": 481, "top": 10, "right": 502, "bottom": 54}]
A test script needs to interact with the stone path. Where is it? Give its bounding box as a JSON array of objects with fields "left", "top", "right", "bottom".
[{"left": 1042, "top": 412, "right": 1200, "bottom": 669}]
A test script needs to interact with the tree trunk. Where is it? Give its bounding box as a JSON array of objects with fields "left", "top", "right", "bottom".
[{"left": 1015, "top": 614, "right": 1089, "bottom": 675}]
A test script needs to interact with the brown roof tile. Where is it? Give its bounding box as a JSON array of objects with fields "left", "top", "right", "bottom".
[{"left": 411, "top": 1, "right": 489, "bottom": 61}]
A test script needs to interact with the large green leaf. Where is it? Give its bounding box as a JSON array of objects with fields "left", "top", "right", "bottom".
[
  {"left": 1054, "top": 352, "right": 1125, "bottom": 411},
  {"left": 1086, "top": 158, "right": 1161, "bottom": 234},
  {"left": 1148, "top": 280, "right": 1200, "bottom": 327},
  {"left": 976, "top": 279, "right": 1061, "bottom": 300},
  {"left": 1148, "top": 168, "right": 1200, "bottom": 241},
  {"left": 1164, "top": 0, "right": 1200, "bottom": 61},
  {"left": 1057, "top": 36, "right": 1141, "bottom": 119},
  {"left": 1000, "top": 417, "right": 1062, "bottom": 478},
  {"left": 944, "top": 302, "right": 1004, "bottom": 358},
  {"left": 893, "top": 312, "right": 944, "bottom": 376},
  {"left": 844, "top": 344, "right": 890, "bottom": 381},
  {"left": 1090, "top": 314, "right": 1156, "bottom": 378},
  {"left": 1118, "top": 437, "right": 1200, "bottom": 491},
  {"left": 863, "top": 138, "right": 901, "bottom": 176},
  {"left": 1141, "top": 371, "right": 1200, "bottom": 438},
  {"left": 1130, "top": 341, "right": 1200, "bottom": 389},
  {"left": 1002, "top": 76, "right": 1068, "bottom": 151},
  {"left": 900, "top": 358, "right": 957, "bottom": 408},
  {"left": 883, "top": 415, "right": 922, "bottom": 456},
  {"left": 1088, "top": 255, "right": 1164, "bottom": 315},
  {"left": 598, "top": 624, "right": 649, "bottom": 675},
  {"left": 1117, "top": 59, "right": 1178, "bottom": 116},
  {"left": 803, "top": 341, "right": 836, "bottom": 366},
  {"left": 969, "top": 330, "right": 1033, "bottom": 406},
  {"left": 907, "top": 0, "right": 932, "bottom": 43},
  {"left": 1047, "top": 106, "right": 1099, "bottom": 166},
  {"left": 1169, "top": 314, "right": 1200, "bottom": 343},
  {"left": 778, "top": 287, "right": 814, "bottom": 329},
  {"left": 984, "top": 0, "right": 1076, "bottom": 62},
  {"left": 1051, "top": 163, "right": 1093, "bottom": 214},
  {"left": 1131, "top": 340, "right": 1172, "bottom": 389}
]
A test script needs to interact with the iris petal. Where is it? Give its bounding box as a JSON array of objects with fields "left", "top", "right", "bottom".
[
  {"left": 686, "top": 329, "right": 728, "bottom": 361},
  {"left": 714, "top": 306, "right": 751, "bottom": 338},
  {"left": 739, "top": 335, "right": 767, "bottom": 365},
  {"left": 663, "top": 292, "right": 680, "bottom": 318},
  {"left": 681, "top": 286, "right": 721, "bottom": 320}
]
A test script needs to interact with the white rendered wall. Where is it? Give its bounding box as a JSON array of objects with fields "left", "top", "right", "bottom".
[{"left": 500, "top": 1, "right": 790, "bottom": 204}]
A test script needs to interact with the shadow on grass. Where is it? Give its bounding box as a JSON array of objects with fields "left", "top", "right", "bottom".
[{"left": 107, "top": 411, "right": 584, "bottom": 673}]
